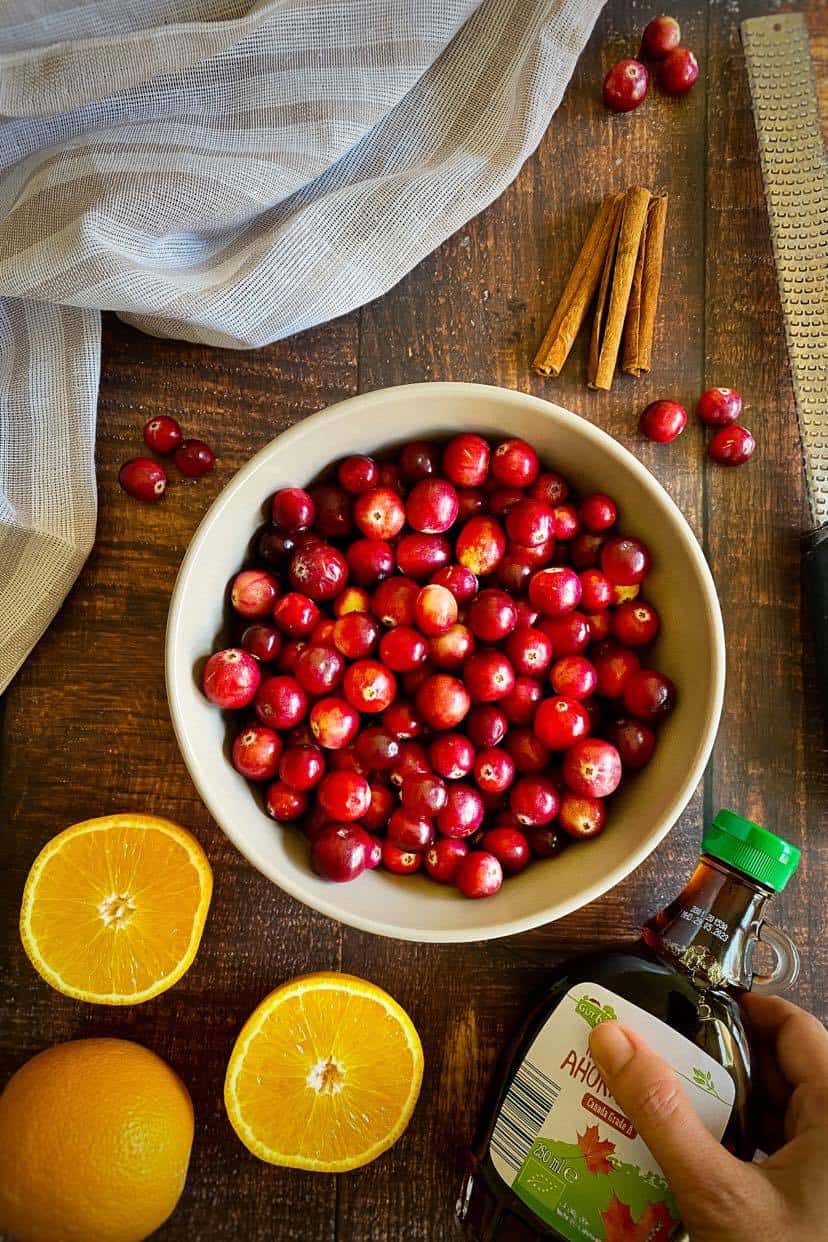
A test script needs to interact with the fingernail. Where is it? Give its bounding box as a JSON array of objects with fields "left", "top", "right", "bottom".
[{"left": 589, "top": 1021, "right": 635, "bottom": 1075}]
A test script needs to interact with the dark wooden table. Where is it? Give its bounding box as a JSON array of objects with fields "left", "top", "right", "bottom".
[{"left": 2, "top": 3, "right": 826, "bottom": 1239}]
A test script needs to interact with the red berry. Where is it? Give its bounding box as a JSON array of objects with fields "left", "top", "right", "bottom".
[
  {"left": 429, "top": 624, "right": 475, "bottom": 670},
  {"left": 396, "top": 533, "right": 452, "bottom": 579},
  {"left": 437, "top": 783, "right": 485, "bottom": 839},
  {"left": 372, "top": 576, "right": 419, "bottom": 628},
  {"left": 578, "top": 569, "right": 613, "bottom": 611},
  {"left": 415, "top": 673, "right": 471, "bottom": 730},
  {"left": 562, "top": 738, "right": 622, "bottom": 798},
  {"left": 708, "top": 424, "right": 755, "bottom": 466},
  {"left": 354, "top": 487, "right": 406, "bottom": 539},
  {"left": 229, "top": 570, "right": 278, "bottom": 619},
  {"left": 488, "top": 487, "right": 526, "bottom": 518},
  {"left": 612, "top": 600, "right": 660, "bottom": 646},
  {"left": 289, "top": 542, "right": 348, "bottom": 601},
  {"left": 534, "top": 696, "right": 590, "bottom": 750},
  {"left": 455, "top": 515, "right": 507, "bottom": 577},
  {"left": 337, "top": 454, "right": 379, "bottom": 495},
  {"left": 405, "top": 478, "right": 459, "bottom": 533},
  {"left": 579, "top": 493, "right": 617, "bottom": 533},
  {"left": 552, "top": 504, "right": 580, "bottom": 542},
  {"left": 399, "top": 440, "right": 440, "bottom": 483},
  {"left": 343, "top": 659, "right": 397, "bottom": 714},
  {"left": 312, "top": 825, "right": 371, "bottom": 881},
  {"left": 202, "top": 647, "right": 261, "bottom": 708},
  {"left": 501, "top": 676, "right": 543, "bottom": 726},
  {"left": 294, "top": 644, "right": 345, "bottom": 695},
  {"left": 559, "top": 793, "right": 607, "bottom": 839},
  {"left": 639, "top": 400, "right": 687, "bottom": 443},
  {"left": 468, "top": 589, "right": 518, "bottom": 643},
  {"left": 379, "top": 625, "right": 428, "bottom": 672},
  {"left": 571, "top": 532, "right": 606, "bottom": 570},
  {"left": 142, "top": 415, "right": 182, "bottom": 455},
  {"left": 526, "top": 825, "right": 568, "bottom": 858},
  {"left": 465, "top": 704, "right": 507, "bottom": 749},
  {"left": 550, "top": 655, "right": 598, "bottom": 700},
  {"left": 697, "top": 387, "right": 742, "bottom": 427},
  {"left": 118, "top": 457, "right": 167, "bottom": 503},
  {"left": 414, "top": 584, "right": 458, "bottom": 636},
  {"left": 254, "top": 675, "right": 308, "bottom": 730},
  {"left": 491, "top": 439, "right": 539, "bottom": 488},
  {"left": 593, "top": 643, "right": 641, "bottom": 698},
  {"left": 600, "top": 537, "right": 651, "bottom": 586},
  {"left": 346, "top": 538, "right": 394, "bottom": 586},
  {"left": 482, "top": 827, "right": 530, "bottom": 875},
  {"left": 442, "top": 434, "right": 491, "bottom": 487},
  {"left": 272, "top": 592, "right": 320, "bottom": 637},
  {"left": 383, "top": 700, "right": 424, "bottom": 740},
  {"left": 402, "top": 773, "right": 448, "bottom": 817},
  {"left": 529, "top": 471, "right": 569, "bottom": 506},
  {"left": 506, "top": 499, "right": 555, "bottom": 547},
  {"left": 497, "top": 555, "right": 533, "bottom": 595},
  {"left": 276, "top": 639, "right": 307, "bottom": 674},
  {"left": 463, "top": 650, "right": 516, "bottom": 703},
  {"left": 622, "top": 668, "right": 676, "bottom": 720},
  {"left": 387, "top": 809, "right": 435, "bottom": 852},
  {"left": 309, "top": 696, "right": 360, "bottom": 749},
  {"left": 539, "top": 612, "right": 591, "bottom": 656},
  {"left": 333, "top": 612, "right": 380, "bottom": 659},
  {"left": 514, "top": 601, "right": 540, "bottom": 629},
  {"left": 318, "top": 770, "right": 371, "bottom": 821},
  {"left": 361, "top": 783, "right": 395, "bottom": 832},
  {"left": 606, "top": 717, "right": 657, "bottom": 769},
  {"left": 328, "top": 745, "right": 368, "bottom": 775},
  {"left": 355, "top": 727, "right": 401, "bottom": 772},
  {"left": 256, "top": 528, "right": 297, "bottom": 566},
  {"left": 271, "top": 487, "right": 315, "bottom": 531},
  {"left": 456, "top": 851, "right": 503, "bottom": 899},
  {"left": 641, "top": 15, "right": 681, "bottom": 58},
  {"left": 509, "top": 775, "right": 560, "bottom": 827},
  {"left": 378, "top": 462, "right": 403, "bottom": 493},
  {"left": 659, "top": 46, "right": 699, "bottom": 96},
  {"left": 241, "top": 623, "right": 282, "bottom": 662},
  {"left": 364, "top": 835, "right": 383, "bottom": 868},
  {"left": 310, "top": 484, "right": 353, "bottom": 538},
  {"left": 381, "top": 842, "right": 422, "bottom": 875},
  {"left": 528, "top": 567, "right": 582, "bottom": 616},
  {"left": 505, "top": 727, "right": 550, "bottom": 774},
  {"left": 279, "top": 744, "right": 325, "bottom": 791},
  {"left": 424, "top": 839, "right": 468, "bottom": 883},
  {"left": 473, "top": 748, "right": 516, "bottom": 795},
  {"left": 232, "top": 725, "right": 283, "bottom": 781},
  {"left": 389, "top": 740, "right": 431, "bottom": 788},
  {"left": 333, "top": 586, "right": 372, "bottom": 618},
  {"left": 430, "top": 564, "right": 478, "bottom": 603},
  {"left": 174, "top": 439, "right": 215, "bottom": 478},
  {"left": 456, "top": 488, "right": 486, "bottom": 520},
  {"left": 504, "top": 627, "right": 553, "bottom": 677},
  {"left": 603, "top": 58, "right": 649, "bottom": 112},
  {"left": 584, "top": 611, "right": 611, "bottom": 643},
  {"left": 265, "top": 781, "right": 308, "bottom": 822}
]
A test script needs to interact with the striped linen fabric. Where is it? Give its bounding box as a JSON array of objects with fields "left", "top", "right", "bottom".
[{"left": 0, "top": 0, "right": 603, "bottom": 693}]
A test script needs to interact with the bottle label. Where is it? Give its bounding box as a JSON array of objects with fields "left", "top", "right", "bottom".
[{"left": 489, "top": 982, "right": 734, "bottom": 1240}]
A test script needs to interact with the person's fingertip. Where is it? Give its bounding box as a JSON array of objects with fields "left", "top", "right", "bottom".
[{"left": 589, "top": 1021, "right": 635, "bottom": 1076}]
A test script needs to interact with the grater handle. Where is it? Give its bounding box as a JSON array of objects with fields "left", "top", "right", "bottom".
[{"left": 802, "top": 524, "right": 828, "bottom": 717}]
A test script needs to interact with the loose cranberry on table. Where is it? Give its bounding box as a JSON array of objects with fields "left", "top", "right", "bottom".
[
  {"left": 456, "top": 851, "right": 503, "bottom": 898},
  {"left": 142, "top": 415, "right": 182, "bottom": 455},
  {"left": 425, "top": 839, "right": 469, "bottom": 884},
  {"left": 232, "top": 725, "right": 283, "bottom": 782},
  {"left": 708, "top": 424, "right": 755, "bottom": 467},
  {"left": 119, "top": 457, "right": 167, "bottom": 503},
  {"left": 622, "top": 668, "right": 676, "bottom": 720},
  {"left": 659, "top": 46, "right": 699, "bottom": 96},
  {"left": 337, "top": 454, "right": 379, "bottom": 495},
  {"left": 202, "top": 647, "right": 261, "bottom": 708},
  {"left": 271, "top": 486, "right": 316, "bottom": 532},
  {"left": 442, "top": 433, "right": 491, "bottom": 487},
  {"left": 603, "top": 59, "right": 649, "bottom": 112},
  {"left": 279, "top": 744, "right": 325, "bottom": 791},
  {"left": 697, "top": 387, "right": 742, "bottom": 427},
  {"left": 641, "top": 14, "right": 681, "bottom": 59},
  {"left": 429, "top": 732, "right": 475, "bottom": 780},
  {"left": 174, "top": 439, "right": 215, "bottom": 478},
  {"left": 562, "top": 737, "right": 623, "bottom": 799},
  {"left": 639, "top": 400, "right": 687, "bottom": 444}
]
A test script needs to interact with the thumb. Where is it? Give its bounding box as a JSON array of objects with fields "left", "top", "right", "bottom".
[{"left": 589, "top": 1020, "right": 741, "bottom": 1205}]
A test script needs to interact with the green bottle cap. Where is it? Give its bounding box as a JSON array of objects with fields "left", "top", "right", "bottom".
[{"left": 702, "top": 809, "right": 800, "bottom": 892}]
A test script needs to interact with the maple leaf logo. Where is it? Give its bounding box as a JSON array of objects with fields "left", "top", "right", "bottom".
[
  {"left": 601, "top": 1193, "right": 676, "bottom": 1241},
  {"left": 576, "top": 1123, "right": 615, "bottom": 1174}
]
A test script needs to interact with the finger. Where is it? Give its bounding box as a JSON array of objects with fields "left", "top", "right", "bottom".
[
  {"left": 741, "top": 994, "right": 828, "bottom": 1089},
  {"left": 589, "top": 1021, "right": 742, "bottom": 1206}
]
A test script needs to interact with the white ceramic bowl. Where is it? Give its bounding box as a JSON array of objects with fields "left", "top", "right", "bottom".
[{"left": 166, "top": 383, "right": 724, "bottom": 942}]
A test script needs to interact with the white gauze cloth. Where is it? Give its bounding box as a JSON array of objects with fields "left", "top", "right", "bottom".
[{"left": 0, "top": 0, "right": 603, "bottom": 693}]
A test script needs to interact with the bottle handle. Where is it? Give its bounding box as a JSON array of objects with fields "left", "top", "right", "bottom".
[{"left": 751, "top": 921, "right": 801, "bottom": 994}]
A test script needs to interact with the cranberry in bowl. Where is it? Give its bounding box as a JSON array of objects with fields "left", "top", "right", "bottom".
[{"left": 166, "top": 383, "right": 724, "bottom": 942}]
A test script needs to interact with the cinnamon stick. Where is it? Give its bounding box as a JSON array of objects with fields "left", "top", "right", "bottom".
[
  {"left": 621, "top": 210, "right": 648, "bottom": 376},
  {"left": 636, "top": 193, "right": 668, "bottom": 374},
  {"left": 590, "top": 186, "right": 652, "bottom": 391},
  {"left": 587, "top": 201, "right": 624, "bottom": 387},
  {"left": 533, "top": 193, "right": 624, "bottom": 377}
]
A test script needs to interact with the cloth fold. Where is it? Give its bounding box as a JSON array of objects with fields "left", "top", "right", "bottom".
[{"left": 0, "top": 0, "right": 603, "bottom": 693}]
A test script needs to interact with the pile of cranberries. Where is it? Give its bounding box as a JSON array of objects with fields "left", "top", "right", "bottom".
[
  {"left": 200, "top": 434, "right": 676, "bottom": 899},
  {"left": 118, "top": 416, "right": 215, "bottom": 503},
  {"left": 639, "top": 388, "right": 755, "bottom": 466},
  {"left": 603, "top": 15, "right": 699, "bottom": 113}
]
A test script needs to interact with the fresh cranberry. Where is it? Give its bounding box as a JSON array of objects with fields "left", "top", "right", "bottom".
[
  {"left": 272, "top": 592, "right": 319, "bottom": 637},
  {"left": 415, "top": 673, "right": 471, "bottom": 730},
  {"left": 502, "top": 628, "right": 551, "bottom": 678},
  {"left": 265, "top": 781, "right": 308, "bottom": 821},
  {"left": 640, "top": 400, "right": 687, "bottom": 443},
  {"left": 405, "top": 478, "right": 459, "bottom": 534},
  {"left": 641, "top": 14, "right": 681, "bottom": 58},
  {"left": 550, "top": 655, "right": 598, "bottom": 700},
  {"left": 143, "top": 415, "right": 182, "bottom": 455},
  {"left": 579, "top": 494, "right": 617, "bottom": 533},
  {"left": 279, "top": 744, "right": 325, "bottom": 790},
  {"left": 622, "top": 668, "right": 676, "bottom": 720},
  {"left": 289, "top": 542, "right": 348, "bottom": 601},
  {"left": 463, "top": 705, "right": 504, "bottom": 750},
  {"left": 584, "top": 611, "right": 611, "bottom": 643},
  {"left": 562, "top": 737, "right": 622, "bottom": 798},
  {"left": 430, "top": 564, "right": 478, "bottom": 603},
  {"left": 456, "top": 488, "right": 486, "bottom": 520},
  {"left": 256, "top": 527, "right": 296, "bottom": 566},
  {"left": 538, "top": 612, "right": 591, "bottom": 656},
  {"left": 592, "top": 643, "right": 640, "bottom": 698},
  {"left": 310, "top": 618, "right": 337, "bottom": 645},
  {"left": 202, "top": 647, "right": 261, "bottom": 708},
  {"left": 437, "top": 783, "right": 485, "bottom": 838},
  {"left": 429, "top": 624, "right": 475, "bottom": 671},
  {"left": 612, "top": 600, "right": 660, "bottom": 646},
  {"left": 488, "top": 488, "right": 525, "bottom": 518},
  {"left": 463, "top": 650, "right": 516, "bottom": 703},
  {"left": 333, "top": 586, "right": 372, "bottom": 618},
  {"left": 606, "top": 717, "right": 657, "bottom": 769},
  {"left": 309, "top": 696, "right": 360, "bottom": 749},
  {"left": 559, "top": 793, "right": 607, "bottom": 839},
  {"left": 455, "top": 515, "right": 507, "bottom": 576},
  {"left": 708, "top": 424, "right": 755, "bottom": 466},
  {"left": 294, "top": 644, "right": 345, "bottom": 695},
  {"left": 241, "top": 623, "right": 282, "bottom": 662},
  {"left": 429, "top": 732, "right": 475, "bottom": 779},
  {"left": 533, "top": 696, "right": 590, "bottom": 750},
  {"left": 659, "top": 46, "right": 699, "bottom": 95},
  {"left": 425, "top": 838, "right": 469, "bottom": 883},
  {"left": 229, "top": 570, "right": 280, "bottom": 622},
  {"left": 466, "top": 592, "right": 515, "bottom": 645},
  {"left": 509, "top": 776, "right": 560, "bottom": 827},
  {"left": 378, "top": 626, "right": 427, "bottom": 672},
  {"left": 343, "top": 659, "right": 397, "bottom": 714},
  {"left": 529, "top": 471, "right": 569, "bottom": 506},
  {"left": 456, "top": 851, "right": 503, "bottom": 899},
  {"left": 504, "top": 499, "right": 553, "bottom": 548},
  {"left": 271, "top": 486, "right": 315, "bottom": 531},
  {"left": 338, "top": 454, "right": 379, "bottom": 494},
  {"left": 355, "top": 727, "right": 401, "bottom": 772},
  {"left": 697, "top": 387, "right": 742, "bottom": 427},
  {"left": 389, "top": 741, "right": 431, "bottom": 788},
  {"left": 354, "top": 487, "right": 406, "bottom": 539},
  {"left": 118, "top": 457, "right": 167, "bottom": 503},
  {"left": 473, "top": 748, "right": 516, "bottom": 795},
  {"left": 491, "top": 438, "right": 539, "bottom": 487},
  {"left": 378, "top": 462, "right": 403, "bottom": 493},
  {"left": 571, "top": 532, "right": 606, "bottom": 569},
  {"left": 501, "top": 677, "right": 543, "bottom": 726},
  {"left": 312, "top": 825, "right": 371, "bottom": 881},
  {"left": 514, "top": 601, "right": 540, "bottom": 629},
  {"left": 346, "top": 538, "right": 394, "bottom": 586},
  {"left": 399, "top": 440, "right": 440, "bottom": 483},
  {"left": 333, "top": 612, "right": 380, "bottom": 659},
  {"left": 497, "top": 555, "right": 533, "bottom": 595},
  {"left": 600, "top": 536, "right": 651, "bottom": 586},
  {"left": 505, "top": 727, "right": 550, "bottom": 774},
  {"left": 552, "top": 504, "right": 580, "bottom": 541},
  {"left": 231, "top": 725, "right": 282, "bottom": 781},
  {"left": 482, "top": 827, "right": 530, "bottom": 875},
  {"left": 276, "top": 640, "right": 307, "bottom": 674},
  {"left": 381, "top": 842, "right": 422, "bottom": 875},
  {"left": 174, "top": 439, "right": 215, "bottom": 478},
  {"left": 577, "top": 569, "right": 611, "bottom": 612},
  {"left": 442, "top": 434, "right": 491, "bottom": 487},
  {"left": 328, "top": 745, "right": 369, "bottom": 775},
  {"left": 402, "top": 773, "right": 448, "bottom": 817},
  {"left": 528, "top": 567, "right": 582, "bottom": 616},
  {"left": 372, "top": 576, "right": 419, "bottom": 628},
  {"left": 603, "top": 58, "right": 649, "bottom": 111},
  {"left": 361, "top": 783, "right": 395, "bottom": 832},
  {"left": 363, "top": 835, "right": 384, "bottom": 868},
  {"left": 526, "top": 825, "right": 568, "bottom": 858},
  {"left": 254, "top": 675, "right": 307, "bottom": 729},
  {"left": 318, "top": 770, "right": 371, "bottom": 821},
  {"left": 301, "top": 802, "right": 332, "bottom": 841},
  {"left": 394, "top": 533, "right": 450, "bottom": 580},
  {"left": 383, "top": 700, "right": 424, "bottom": 740},
  {"left": 413, "top": 584, "right": 458, "bottom": 636},
  {"left": 387, "top": 809, "right": 435, "bottom": 852},
  {"left": 310, "top": 484, "right": 353, "bottom": 538}
]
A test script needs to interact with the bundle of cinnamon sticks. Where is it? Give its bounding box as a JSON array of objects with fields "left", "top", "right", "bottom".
[{"left": 532, "top": 187, "right": 668, "bottom": 391}]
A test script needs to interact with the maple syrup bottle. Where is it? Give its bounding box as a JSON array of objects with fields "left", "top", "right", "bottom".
[{"left": 457, "top": 810, "right": 801, "bottom": 1242}]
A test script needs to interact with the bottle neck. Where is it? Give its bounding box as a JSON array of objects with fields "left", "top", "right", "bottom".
[{"left": 642, "top": 856, "right": 772, "bottom": 990}]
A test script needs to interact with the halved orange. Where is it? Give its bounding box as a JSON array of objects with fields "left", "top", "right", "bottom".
[
  {"left": 224, "top": 972, "right": 424, "bottom": 1172},
  {"left": 19, "top": 813, "right": 212, "bottom": 1005}
]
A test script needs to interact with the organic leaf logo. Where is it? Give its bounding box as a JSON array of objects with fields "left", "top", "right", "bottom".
[
  {"left": 575, "top": 994, "right": 618, "bottom": 1029},
  {"left": 601, "top": 1193, "right": 675, "bottom": 1241},
  {"left": 692, "top": 1067, "right": 717, "bottom": 1094},
  {"left": 576, "top": 1123, "right": 615, "bottom": 1174}
]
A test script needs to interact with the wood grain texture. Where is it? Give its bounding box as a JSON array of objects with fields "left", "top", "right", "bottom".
[{"left": 1, "top": 3, "right": 826, "bottom": 1240}]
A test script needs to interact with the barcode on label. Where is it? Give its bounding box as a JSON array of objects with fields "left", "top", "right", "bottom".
[{"left": 491, "top": 1060, "right": 560, "bottom": 1176}]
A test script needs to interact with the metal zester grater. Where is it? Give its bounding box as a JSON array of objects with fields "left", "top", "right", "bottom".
[{"left": 741, "top": 13, "right": 828, "bottom": 712}]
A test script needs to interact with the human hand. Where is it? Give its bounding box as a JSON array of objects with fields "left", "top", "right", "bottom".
[{"left": 588, "top": 994, "right": 828, "bottom": 1241}]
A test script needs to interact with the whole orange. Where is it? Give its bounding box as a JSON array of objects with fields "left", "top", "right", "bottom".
[{"left": 0, "top": 1038, "right": 194, "bottom": 1242}]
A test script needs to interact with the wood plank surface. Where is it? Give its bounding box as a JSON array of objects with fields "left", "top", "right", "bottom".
[{"left": 1, "top": 2, "right": 826, "bottom": 1240}]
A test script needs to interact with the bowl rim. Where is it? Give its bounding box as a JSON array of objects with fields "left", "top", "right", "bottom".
[{"left": 166, "top": 381, "right": 725, "bottom": 942}]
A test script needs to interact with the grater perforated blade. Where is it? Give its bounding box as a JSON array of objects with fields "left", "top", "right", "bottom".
[{"left": 741, "top": 12, "right": 828, "bottom": 529}]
